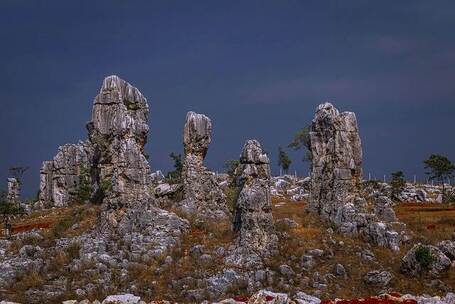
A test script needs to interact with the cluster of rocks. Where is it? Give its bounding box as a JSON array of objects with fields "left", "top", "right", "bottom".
[
  {"left": 308, "top": 102, "right": 406, "bottom": 251},
  {"left": 271, "top": 175, "right": 311, "bottom": 201},
  {"left": 363, "top": 181, "right": 454, "bottom": 204},
  {"left": 6, "top": 290, "right": 454, "bottom": 304}
]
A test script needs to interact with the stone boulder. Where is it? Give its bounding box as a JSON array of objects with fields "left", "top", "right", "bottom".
[
  {"left": 363, "top": 270, "right": 393, "bottom": 287},
  {"left": 401, "top": 243, "right": 451, "bottom": 276},
  {"left": 438, "top": 240, "right": 455, "bottom": 261},
  {"left": 178, "top": 111, "right": 229, "bottom": 220}
]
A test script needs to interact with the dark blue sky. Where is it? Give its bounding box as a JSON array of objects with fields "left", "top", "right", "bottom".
[{"left": 1, "top": 1, "right": 455, "bottom": 197}]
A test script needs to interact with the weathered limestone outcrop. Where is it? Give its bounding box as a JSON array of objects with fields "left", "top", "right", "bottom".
[
  {"left": 38, "top": 142, "right": 92, "bottom": 208},
  {"left": 38, "top": 76, "right": 152, "bottom": 209},
  {"left": 226, "top": 140, "right": 277, "bottom": 267},
  {"left": 178, "top": 111, "right": 229, "bottom": 220},
  {"left": 309, "top": 102, "right": 363, "bottom": 217},
  {"left": 7, "top": 178, "right": 20, "bottom": 206},
  {"left": 401, "top": 243, "right": 452, "bottom": 276},
  {"left": 309, "top": 103, "right": 404, "bottom": 251}
]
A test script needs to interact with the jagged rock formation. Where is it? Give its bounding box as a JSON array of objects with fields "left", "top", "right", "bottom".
[
  {"left": 226, "top": 140, "right": 277, "bottom": 267},
  {"left": 7, "top": 178, "right": 20, "bottom": 206},
  {"left": 35, "top": 75, "right": 188, "bottom": 261},
  {"left": 178, "top": 111, "right": 229, "bottom": 220},
  {"left": 38, "top": 142, "right": 92, "bottom": 208},
  {"left": 38, "top": 76, "right": 152, "bottom": 209},
  {"left": 309, "top": 102, "right": 363, "bottom": 217},
  {"left": 309, "top": 103, "right": 404, "bottom": 251}
]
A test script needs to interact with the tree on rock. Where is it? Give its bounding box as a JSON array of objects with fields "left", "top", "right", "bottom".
[
  {"left": 424, "top": 154, "right": 455, "bottom": 202},
  {"left": 278, "top": 146, "right": 292, "bottom": 175},
  {"left": 288, "top": 125, "right": 312, "bottom": 163},
  {"left": 390, "top": 171, "right": 406, "bottom": 200}
]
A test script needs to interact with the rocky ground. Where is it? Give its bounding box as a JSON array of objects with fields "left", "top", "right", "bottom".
[{"left": 1, "top": 77, "right": 454, "bottom": 304}]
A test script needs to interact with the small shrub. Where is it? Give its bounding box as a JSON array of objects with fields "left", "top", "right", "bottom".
[
  {"left": 415, "top": 245, "right": 433, "bottom": 268},
  {"left": 66, "top": 242, "right": 81, "bottom": 260},
  {"left": 100, "top": 179, "right": 113, "bottom": 192}
]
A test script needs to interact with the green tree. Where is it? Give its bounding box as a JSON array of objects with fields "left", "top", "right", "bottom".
[
  {"left": 8, "top": 166, "right": 29, "bottom": 181},
  {"left": 288, "top": 125, "right": 312, "bottom": 162},
  {"left": 0, "top": 190, "right": 23, "bottom": 238},
  {"left": 166, "top": 152, "right": 183, "bottom": 184},
  {"left": 224, "top": 159, "right": 240, "bottom": 178},
  {"left": 424, "top": 154, "right": 455, "bottom": 202},
  {"left": 278, "top": 146, "right": 292, "bottom": 174},
  {"left": 390, "top": 171, "right": 406, "bottom": 200},
  {"left": 75, "top": 166, "right": 92, "bottom": 203}
]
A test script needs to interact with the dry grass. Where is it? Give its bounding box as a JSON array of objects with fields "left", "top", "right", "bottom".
[
  {"left": 270, "top": 198, "right": 455, "bottom": 300},
  {"left": 394, "top": 203, "right": 455, "bottom": 244}
]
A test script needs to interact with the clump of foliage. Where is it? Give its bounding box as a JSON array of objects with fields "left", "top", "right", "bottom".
[
  {"left": 288, "top": 125, "right": 312, "bottom": 162},
  {"left": 166, "top": 152, "right": 183, "bottom": 184},
  {"left": 224, "top": 159, "right": 240, "bottom": 178},
  {"left": 0, "top": 190, "right": 23, "bottom": 238},
  {"left": 415, "top": 245, "right": 434, "bottom": 269},
  {"left": 424, "top": 154, "right": 455, "bottom": 202},
  {"left": 390, "top": 171, "right": 406, "bottom": 200},
  {"left": 277, "top": 146, "right": 292, "bottom": 174},
  {"left": 100, "top": 179, "right": 113, "bottom": 193},
  {"left": 75, "top": 166, "right": 92, "bottom": 203}
]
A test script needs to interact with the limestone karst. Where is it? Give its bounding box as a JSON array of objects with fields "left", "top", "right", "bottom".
[
  {"left": 309, "top": 102, "right": 404, "bottom": 251},
  {"left": 38, "top": 142, "right": 92, "bottom": 208},
  {"left": 38, "top": 76, "right": 152, "bottom": 210},
  {"left": 6, "top": 177, "right": 20, "bottom": 206},
  {"left": 226, "top": 139, "right": 277, "bottom": 267},
  {"left": 178, "top": 111, "right": 230, "bottom": 220},
  {"left": 309, "top": 102, "right": 363, "bottom": 218}
]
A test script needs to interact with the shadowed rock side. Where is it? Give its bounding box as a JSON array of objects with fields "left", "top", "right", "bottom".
[
  {"left": 309, "top": 102, "right": 363, "bottom": 218},
  {"left": 177, "top": 111, "right": 230, "bottom": 221},
  {"left": 226, "top": 139, "right": 278, "bottom": 267}
]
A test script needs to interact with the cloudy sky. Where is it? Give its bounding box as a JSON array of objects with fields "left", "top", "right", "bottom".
[{"left": 1, "top": 1, "right": 454, "bottom": 197}]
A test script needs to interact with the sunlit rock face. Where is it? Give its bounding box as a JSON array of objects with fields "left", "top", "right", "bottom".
[
  {"left": 38, "top": 142, "right": 92, "bottom": 208},
  {"left": 87, "top": 75, "right": 152, "bottom": 209},
  {"left": 227, "top": 139, "right": 277, "bottom": 267},
  {"left": 178, "top": 111, "right": 230, "bottom": 221},
  {"left": 7, "top": 177, "right": 20, "bottom": 205},
  {"left": 38, "top": 76, "right": 152, "bottom": 209},
  {"left": 309, "top": 102, "right": 363, "bottom": 219}
]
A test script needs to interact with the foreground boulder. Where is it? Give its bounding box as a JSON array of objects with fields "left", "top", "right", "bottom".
[
  {"left": 178, "top": 111, "right": 230, "bottom": 220},
  {"left": 226, "top": 140, "right": 277, "bottom": 267},
  {"left": 401, "top": 243, "right": 451, "bottom": 276}
]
